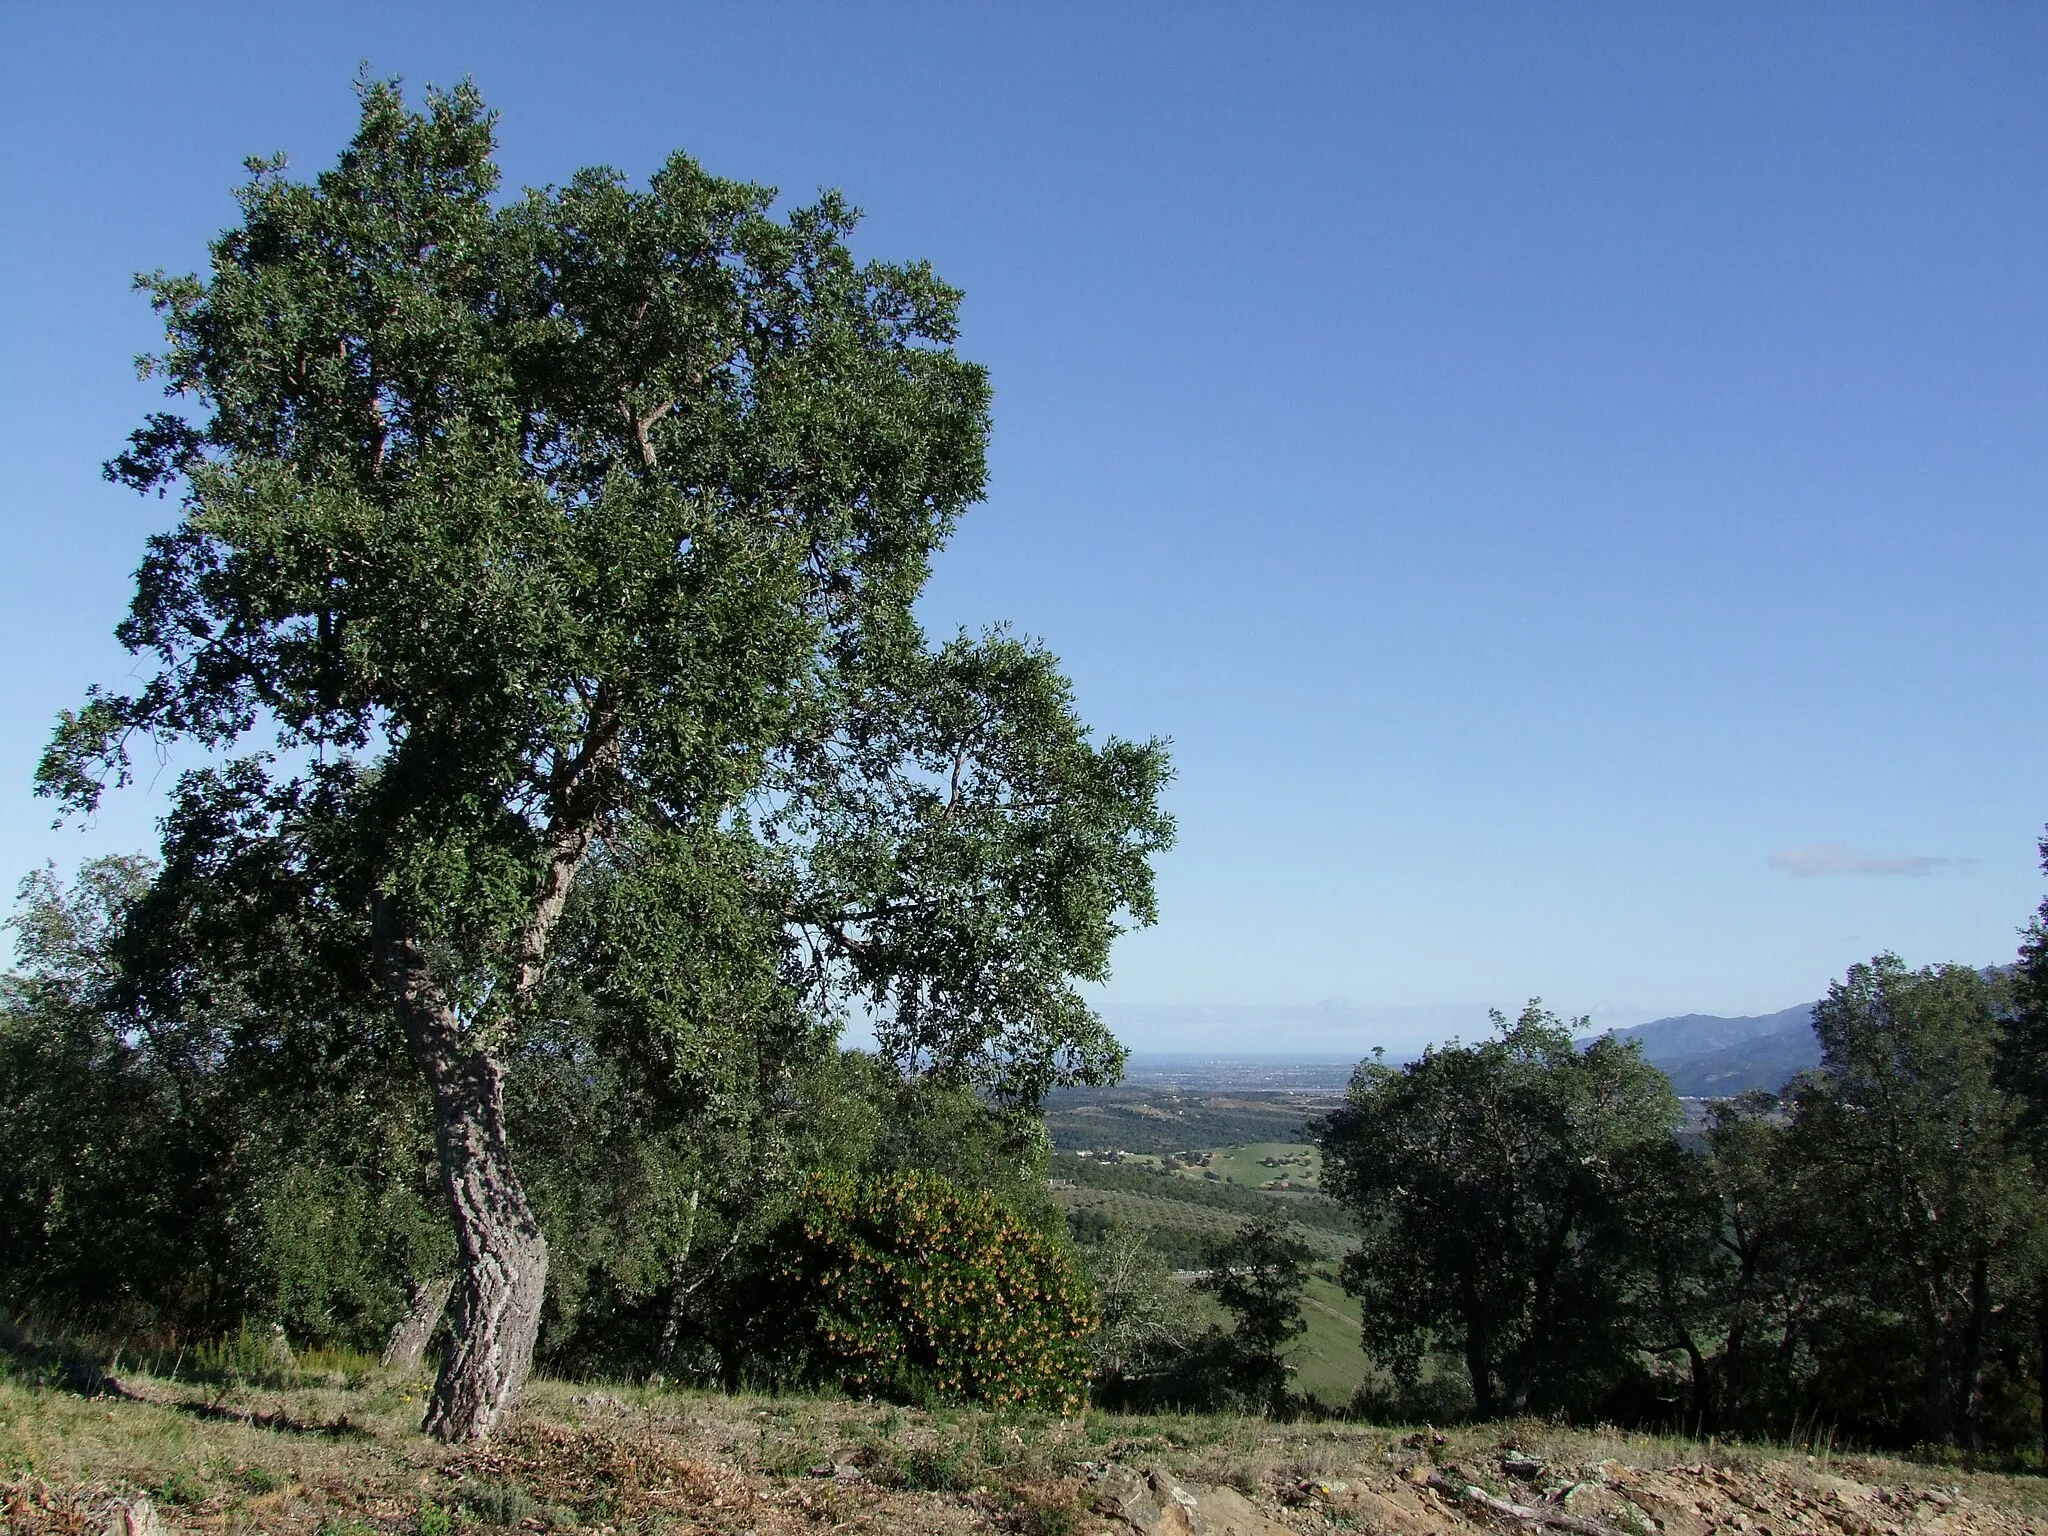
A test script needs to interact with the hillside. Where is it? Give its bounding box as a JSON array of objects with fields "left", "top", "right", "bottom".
[{"left": 1607, "top": 1002, "right": 1821, "bottom": 1096}]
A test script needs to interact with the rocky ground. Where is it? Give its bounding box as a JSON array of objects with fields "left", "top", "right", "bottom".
[{"left": 3, "top": 1368, "right": 2042, "bottom": 1535}]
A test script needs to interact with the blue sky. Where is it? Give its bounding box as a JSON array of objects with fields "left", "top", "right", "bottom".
[{"left": 4, "top": 5, "right": 2045, "bottom": 1056}]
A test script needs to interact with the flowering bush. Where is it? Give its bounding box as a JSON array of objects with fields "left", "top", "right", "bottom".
[{"left": 763, "top": 1170, "right": 1093, "bottom": 1411}]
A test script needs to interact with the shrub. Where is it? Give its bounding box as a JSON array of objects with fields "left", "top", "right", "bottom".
[{"left": 761, "top": 1171, "right": 1092, "bottom": 1411}]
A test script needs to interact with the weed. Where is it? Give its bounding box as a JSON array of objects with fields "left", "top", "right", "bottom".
[
  {"left": 757, "top": 1427, "right": 822, "bottom": 1478},
  {"left": 234, "top": 1463, "right": 284, "bottom": 1493},
  {"left": 417, "top": 1501, "right": 453, "bottom": 1536},
  {"left": 1009, "top": 1480, "right": 1087, "bottom": 1536},
  {"left": 317, "top": 1521, "right": 378, "bottom": 1536},
  {"left": 463, "top": 1480, "right": 538, "bottom": 1527},
  {"left": 897, "top": 1439, "right": 975, "bottom": 1492},
  {"left": 153, "top": 1469, "right": 209, "bottom": 1506}
]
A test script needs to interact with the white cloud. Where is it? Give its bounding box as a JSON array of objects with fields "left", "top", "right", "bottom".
[{"left": 1769, "top": 843, "right": 1949, "bottom": 878}]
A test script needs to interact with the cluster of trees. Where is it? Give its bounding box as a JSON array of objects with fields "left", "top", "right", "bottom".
[
  {"left": 1084, "top": 1214, "right": 1316, "bottom": 1418},
  {"left": 0, "top": 853, "right": 1095, "bottom": 1393},
  {"left": 1316, "top": 845, "right": 2048, "bottom": 1453},
  {"left": 12, "top": 79, "right": 1171, "bottom": 1442}
]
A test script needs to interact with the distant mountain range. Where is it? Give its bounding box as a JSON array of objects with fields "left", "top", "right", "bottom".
[{"left": 1606, "top": 1003, "right": 1819, "bottom": 1097}]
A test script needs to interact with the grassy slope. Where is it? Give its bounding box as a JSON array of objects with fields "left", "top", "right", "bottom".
[
  {"left": 7, "top": 1359, "right": 2046, "bottom": 1535},
  {"left": 1290, "top": 1270, "right": 1369, "bottom": 1406}
]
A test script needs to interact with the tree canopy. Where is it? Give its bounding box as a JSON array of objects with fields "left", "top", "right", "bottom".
[{"left": 1315, "top": 1004, "right": 1686, "bottom": 1419}]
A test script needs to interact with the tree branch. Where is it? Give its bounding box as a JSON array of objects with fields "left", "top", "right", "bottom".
[
  {"left": 511, "top": 685, "right": 623, "bottom": 1000},
  {"left": 624, "top": 398, "right": 674, "bottom": 469},
  {"left": 1426, "top": 1474, "right": 1627, "bottom": 1536}
]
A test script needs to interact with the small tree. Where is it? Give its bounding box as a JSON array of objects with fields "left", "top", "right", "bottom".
[
  {"left": 1315, "top": 1004, "right": 1682, "bottom": 1419},
  {"left": 1794, "top": 954, "right": 2038, "bottom": 1450},
  {"left": 41, "top": 80, "right": 1171, "bottom": 1439},
  {"left": 1195, "top": 1215, "right": 1312, "bottom": 1415},
  {"left": 1083, "top": 1224, "right": 1204, "bottom": 1403}
]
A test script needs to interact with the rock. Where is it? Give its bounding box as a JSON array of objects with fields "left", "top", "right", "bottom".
[
  {"left": 104, "top": 1497, "right": 164, "bottom": 1536},
  {"left": 1344, "top": 1485, "right": 1452, "bottom": 1536},
  {"left": 1502, "top": 1451, "right": 1546, "bottom": 1481},
  {"left": 1094, "top": 1466, "right": 1197, "bottom": 1536},
  {"left": 574, "top": 1392, "right": 627, "bottom": 1411},
  {"left": 1092, "top": 1466, "right": 1293, "bottom": 1536}
]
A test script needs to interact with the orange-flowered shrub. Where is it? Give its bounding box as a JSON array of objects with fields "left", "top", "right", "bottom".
[{"left": 761, "top": 1170, "right": 1092, "bottom": 1411}]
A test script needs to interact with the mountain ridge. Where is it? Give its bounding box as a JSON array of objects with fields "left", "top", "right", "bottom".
[{"left": 1603, "top": 1002, "right": 1820, "bottom": 1096}]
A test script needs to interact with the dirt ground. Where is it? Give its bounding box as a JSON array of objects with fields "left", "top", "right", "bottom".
[{"left": 4, "top": 1369, "right": 2043, "bottom": 1535}]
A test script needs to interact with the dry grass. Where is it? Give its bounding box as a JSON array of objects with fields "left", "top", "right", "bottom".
[{"left": 6, "top": 1342, "right": 2048, "bottom": 1534}]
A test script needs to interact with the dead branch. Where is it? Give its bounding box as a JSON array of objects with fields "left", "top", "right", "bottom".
[{"left": 1426, "top": 1473, "right": 1628, "bottom": 1536}]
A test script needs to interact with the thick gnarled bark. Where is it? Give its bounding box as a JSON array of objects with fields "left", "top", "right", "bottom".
[
  {"left": 374, "top": 897, "right": 550, "bottom": 1443},
  {"left": 419, "top": 1043, "right": 548, "bottom": 1441}
]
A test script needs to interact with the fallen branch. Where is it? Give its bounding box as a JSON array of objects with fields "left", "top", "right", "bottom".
[{"left": 1427, "top": 1473, "right": 1627, "bottom": 1536}]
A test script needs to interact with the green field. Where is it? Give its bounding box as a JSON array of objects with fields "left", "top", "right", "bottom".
[
  {"left": 1043, "top": 1087, "right": 1337, "bottom": 1154},
  {"left": 1148, "top": 1140, "right": 1322, "bottom": 1191},
  {"left": 1054, "top": 1184, "right": 1352, "bottom": 1259}
]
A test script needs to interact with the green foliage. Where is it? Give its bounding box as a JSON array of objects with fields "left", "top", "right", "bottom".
[
  {"left": 1312, "top": 921, "right": 2048, "bottom": 1452},
  {"left": 1194, "top": 1216, "right": 1312, "bottom": 1415},
  {"left": 1999, "top": 828, "right": 2048, "bottom": 1152},
  {"left": 44, "top": 72, "right": 1170, "bottom": 1106},
  {"left": 0, "top": 859, "right": 184, "bottom": 1327},
  {"left": 0, "top": 853, "right": 448, "bottom": 1348},
  {"left": 528, "top": 1044, "right": 1063, "bottom": 1384},
  {"left": 759, "top": 1171, "right": 1093, "bottom": 1411},
  {"left": 1779, "top": 954, "right": 2038, "bottom": 1448},
  {"left": 1316, "top": 1003, "right": 1685, "bottom": 1420},
  {"left": 1081, "top": 1224, "right": 1204, "bottom": 1401},
  {"left": 1620, "top": 955, "right": 2043, "bottom": 1449}
]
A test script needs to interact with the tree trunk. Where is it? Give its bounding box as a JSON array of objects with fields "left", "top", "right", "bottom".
[
  {"left": 1959, "top": 1255, "right": 1991, "bottom": 1456},
  {"left": 1925, "top": 1274, "right": 1954, "bottom": 1447},
  {"left": 375, "top": 897, "right": 550, "bottom": 1443},
  {"left": 381, "top": 1273, "right": 454, "bottom": 1372},
  {"left": 1458, "top": 1274, "right": 1499, "bottom": 1419},
  {"left": 421, "top": 1043, "right": 548, "bottom": 1442},
  {"left": 656, "top": 1185, "right": 701, "bottom": 1366}
]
